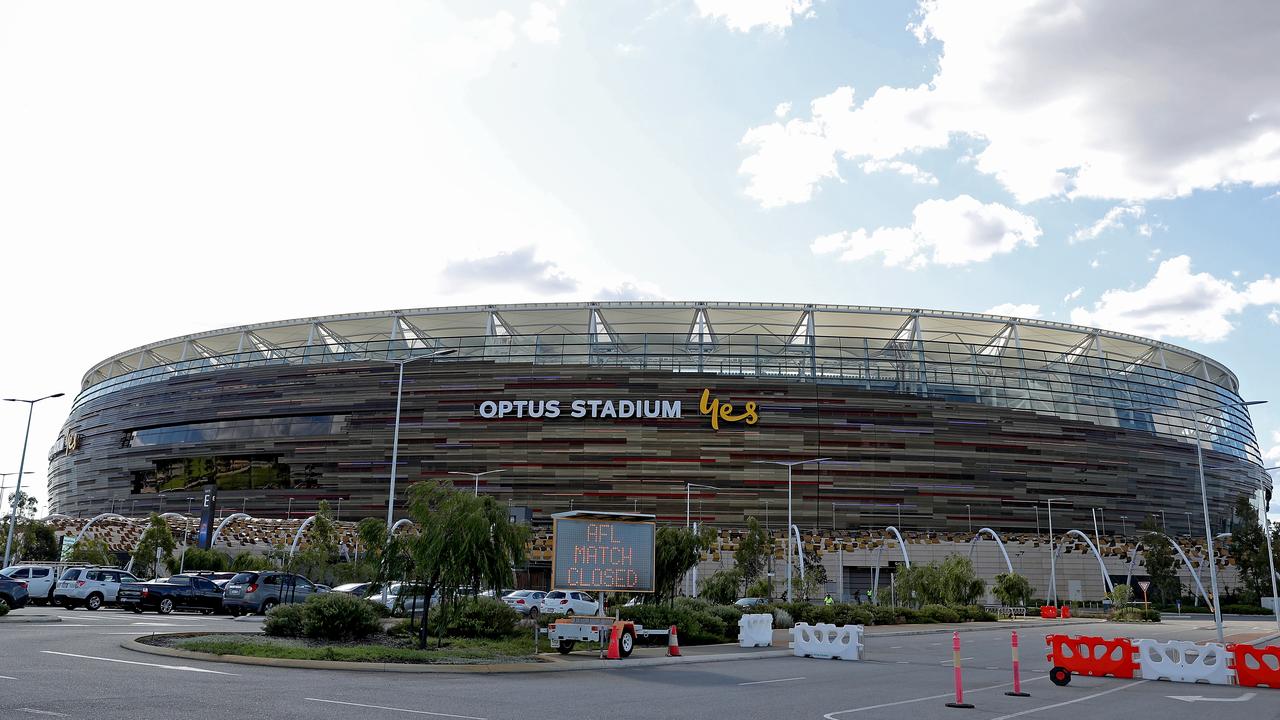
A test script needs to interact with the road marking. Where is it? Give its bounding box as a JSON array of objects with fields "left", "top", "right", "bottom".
[
  {"left": 890, "top": 646, "right": 902, "bottom": 649},
  {"left": 940, "top": 656, "right": 974, "bottom": 664},
  {"left": 40, "top": 650, "right": 237, "bottom": 675},
  {"left": 17, "top": 710, "right": 69, "bottom": 717},
  {"left": 739, "top": 676, "right": 805, "bottom": 686},
  {"left": 0, "top": 675, "right": 18, "bottom": 680},
  {"left": 823, "top": 676, "right": 1049, "bottom": 718},
  {"left": 1168, "top": 692, "right": 1255, "bottom": 703},
  {"left": 985, "top": 666, "right": 999, "bottom": 670},
  {"left": 895, "top": 661, "right": 910, "bottom": 664},
  {"left": 988, "top": 680, "right": 1148, "bottom": 720},
  {"left": 305, "top": 698, "right": 486, "bottom": 719}
]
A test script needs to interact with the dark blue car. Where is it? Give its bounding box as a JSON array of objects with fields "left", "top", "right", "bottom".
[{"left": 0, "top": 574, "right": 30, "bottom": 610}]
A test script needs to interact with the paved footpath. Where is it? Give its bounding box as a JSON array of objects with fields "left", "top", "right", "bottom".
[{"left": 1, "top": 609, "right": 1278, "bottom": 720}]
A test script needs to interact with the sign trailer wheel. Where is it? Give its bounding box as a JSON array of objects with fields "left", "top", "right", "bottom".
[
  {"left": 1049, "top": 666, "right": 1071, "bottom": 686},
  {"left": 619, "top": 630, "right": 635, "bottom": 658},
  {"left": 557, "top": 640, "right": 576, "bottom": 655}
]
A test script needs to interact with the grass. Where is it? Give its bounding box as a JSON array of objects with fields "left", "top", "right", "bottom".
[{"left": 172, "top": 633, "right": 537, "bottom": 664}]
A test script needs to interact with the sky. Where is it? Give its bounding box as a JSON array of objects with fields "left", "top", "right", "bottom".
[{"left": 1, "top": 0, "right": 1278, "bottom": 519}]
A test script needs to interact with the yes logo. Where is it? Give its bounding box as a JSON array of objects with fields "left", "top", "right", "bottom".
[{"left": 698, "top": 389, "right": 759, "bottom": 430}]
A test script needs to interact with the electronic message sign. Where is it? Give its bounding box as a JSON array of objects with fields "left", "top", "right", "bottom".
[{"left": 552, "top": 516, "right": 655, "bottom": 593}]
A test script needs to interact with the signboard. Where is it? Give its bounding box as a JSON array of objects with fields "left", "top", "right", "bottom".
[
  {"left": 478, "top": 389, "right": 759, "bottom": 431},
  {"left": 1137, "top": 581, "right": 1150, "bottom": 593},
  {"left": 59, "top": 536, "right": 75, "bottom": 561},
  {"left": 196, "top": 484, "right": 217, "bottom": 550},
  {"left": 552, "top": 516, "right": 655, "bottom": 593}
]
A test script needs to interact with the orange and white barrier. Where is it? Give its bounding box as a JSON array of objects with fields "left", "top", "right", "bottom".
[{"left": 738, "top": 613, "right": 773, "bottom": 648}]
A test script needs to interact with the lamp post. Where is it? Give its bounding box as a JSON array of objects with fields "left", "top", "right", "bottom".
[
  {"left": 0, "top": 472, "right": 33, "bottom": 517},
  {"left": 3, "top": 392, "right": 64, "bottom": 568},
  {"left": 1046, "top": 497, "right": 1064, "bottom": 606},
  {"left": 1185, "top": 512, "right": 1193, "bottom": 536},
  {"left": 1120, "top": 515, "right": 1128, "bottom": 537},
  {"left": 449, "top": 469, "right": 507, "bottom": 497},
  {"left": 1263, "top": 467, "right": 1280, "bottom": 632},
  {"left": 287, "top": 497, "right": 294, "bottom": 520},
  {"left": 966, "top": 504, "right": 972, "bottom": 533},
  {"left": 752, "top": 458, "right": 828, "bottom": 603},
  {"left": 683, "top": 483, "right": 719, "bottom": 596}
]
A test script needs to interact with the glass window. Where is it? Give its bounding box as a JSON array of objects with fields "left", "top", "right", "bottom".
[
  {"left": 167, "top": 576, "right": 191, "bottom": 586},
  {"left": 86, "top": 571, "right": 101, "bottom": 581},
  {"left": 263, "top": 575, "right": 280, "bottom": 586},
  {"left": 10, "top": 569, "right": 29, "bottom": 579},
  {"left": 119, "top": 573, "right": 138, "bottom": 583},
  {"left": 60, "top": 569, "right": 80, "bottom": 581},
  {"left": 230, "top": 572, "right": 258, "bottom": 584},
  {"left": 32, "top": 568, "right": 49, "bottom": 578}
]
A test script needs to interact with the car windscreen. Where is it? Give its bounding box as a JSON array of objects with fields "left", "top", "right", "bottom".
[
  {"left": 229, "top": 572, "right": 258, "bottom": 584},
  {"left": 546, "top": 591, "right": 566, "bottom": 599}
]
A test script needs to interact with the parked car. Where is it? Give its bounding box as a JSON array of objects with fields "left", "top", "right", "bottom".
[
  {"left": 380, "top": 583, "right": 438, "bottom": 615},
  {"left": 0, "top": 574, "right": 30, "bottom": 610},
  {"left": 186, "top": 571, "right": 238, "bottom": 589},
  {"left": 221, "top": 572, "right": 321, "bottom": 615},
  {"left": 539, "top": 590, "right": 599, "bottom": 616},
  {"left": 53, "top": 567, "right": 140, "bottom": 610},
  {"left": 734, "top": 597, "right": 768, "bottom": 609},
  {"left": 501, "top": 590, "right": 546, "bottom": 617},
  {"left": 332, "top": 582, "right": 373, "bottom": 597},
  {"left": 1, "top": 565, "right": 59, "bottom": 605},
  {"left": 118, "top": 575, "right": 224, "bottom": 615}
]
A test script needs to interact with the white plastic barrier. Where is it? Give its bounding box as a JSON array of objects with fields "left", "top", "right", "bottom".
[
  {"left": 789, "top": 622, "right": 864, "bottom": 660},
  {"left": 738, "top": 613, "right": 774, "bottom": 648},
  {"left": 1136, "top": 638, "right": 1232, "bottom": 685}
]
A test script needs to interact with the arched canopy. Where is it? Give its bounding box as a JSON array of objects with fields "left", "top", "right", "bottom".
[
  {"left": 1052, "top": 529, "right": 1115, "bottom": 594},
  {"left": 289, "top": 516, "right": 317, "bottom": 558},
  {"left": 1123, "top": 533, "right": 1212, "bottom": 605},
  {"left": 209, "top": 513, "right": 252, "bottom": 548},
  {"left": 967, "top": 528, "right": 1014, "bottom": 575},
  {"left": 74, "top": 513, "right": 130, "bottom": 545},
  {"left": 872, "top": 526, "right": 912, "bottom": 602},
  {"left": 391, "top": 518, "right": 416, "bottom": 534}
]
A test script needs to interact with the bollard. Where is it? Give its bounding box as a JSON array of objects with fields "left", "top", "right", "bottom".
[
  {"left": 945, "top": 631, "right": 974, "bottom": 709},
  {"left": 1004, "top": 631, "right": 1030, "bottom": 697}
]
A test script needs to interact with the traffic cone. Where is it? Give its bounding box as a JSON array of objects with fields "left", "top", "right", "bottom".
[
  {"left": 606, "top": 622, "right": 622, "bottom": 660},
  {"left": 667, "top": 625, "right": 681, "bottom": 657}
]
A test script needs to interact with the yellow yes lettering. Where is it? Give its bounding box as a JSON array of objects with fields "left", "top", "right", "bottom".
[{"left": 698, "top": 389, "right": 758, "bottom": 430}]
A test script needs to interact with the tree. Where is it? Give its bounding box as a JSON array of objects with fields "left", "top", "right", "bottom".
[
  {"left": 66, "top": 538, "right": 115, "bottom": 566},
  {"left": 131, "top": 513, "right": 178, "bottom": 578},
  {"left": 181, "top": 548, "right": 230, "bottom": 572},
  {"left": 6, "top": 491, "right": 38, "bottom": 521},
  {"left": 699, "top": 567, "right": 742, "bottom": 605},
  {"left": 1138, "top": 518, "right": 1180, "bottom": 605},
  {"left": 895, "top": 555, "right": 986, "bottom": 607},
  {"left": 17, "top": 521, "right": 58, "bottom": 561},
  {"left": 746, "top": 576, "right": 773, "bottom": 600},
  {"left": 733, "top": 517, "right": 770, "bottom": 591},
  {"left": 792, "top": 546, "right": 828, "bottom": 601},
  {"left": 1108, "top": 583, "right": 1133, "bottom": 608},
  {"left": 992, "top": 572, "right": 1034, "bottom": 607},
  {"left": 654, "top": 526, "right": 711, "bottom": 603},
  {"left": 1228, "top": 495, "right": 1271, "bottom": 604},
  {"left": 293, "top": 500, "right": 340, "bottom": 584}
]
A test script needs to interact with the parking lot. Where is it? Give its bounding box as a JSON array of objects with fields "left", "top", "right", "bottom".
[{"left": 2, "top": 606, "right": 1278, "bottom": 720}]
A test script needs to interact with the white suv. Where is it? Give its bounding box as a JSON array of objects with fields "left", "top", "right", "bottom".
[
  {"left": 538, "top": 590, "right": 599, "bottom": 616},
  {"left": 0, "top": 565, "right": 58, "bottom": 605},
  {"left": 54, "top": 567, "right": 140, "bottom": 610}
]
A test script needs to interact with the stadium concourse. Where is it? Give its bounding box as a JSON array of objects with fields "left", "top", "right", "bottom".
[{"left": 39, "top": 513, "right": 1241, "bottom": 603}]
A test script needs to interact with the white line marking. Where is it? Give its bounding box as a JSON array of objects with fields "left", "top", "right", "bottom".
[
  {"left": 988, "top": 680, "right": 1148, "bottom": 720},
  {"left": 738, "top": 676, "right": 805, "bottom": 686},
  {"left": 17, "top": 710, "right": 69, "bottom": 717},
  {"left": 890, "top": 646, "right": 902, "bottom": 649},
  {"left": 305, "top": 698, "right": 486, "bottom": 719},
  {"left": 0, "top": 675, "right": 18, "bottom": 680},
  {"left": 986, "top": 666, "right": 999, "bottom": 670},
  {"left": 940, "top": 656, "right": 974, "bottom": 664},
  {"left": 40, "top": 650, "right": 237, "bottom": 675},
  {"left": 823, "top": 675, "right": 1049, "bottom": 718},
  {"left": 895, "top": 661, "right": 910, "bottom": 664}
]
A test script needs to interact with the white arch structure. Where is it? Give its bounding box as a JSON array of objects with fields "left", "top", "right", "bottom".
[
  {"left": 390, "top": 518, "right": 416, "bottom": 535},
  {"left": 288, "top": 515, "right": 317, "bottom": 558},
  {"left": 871, "top": 526, "right": 912, "bottom": 602},
  {"left": 74, "top": 513, "right": 130, "bottom": 544},
  {"left": 209, "top": 513, "right": 252, "bottom": 548},
  {"left": 790, "top": 524, "right": 805, "bottom": 587},
  {"left": 966, "top": 527, "right": 1014, "bottom": 575},
  {"left": 1050, "top": 529, "right": 1115, "bottom": 597},
  {"left": 1123, "top": 533, "right": 1211, "bottom": 606}
]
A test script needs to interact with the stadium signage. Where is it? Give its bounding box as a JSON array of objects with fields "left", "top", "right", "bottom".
[{"left": 476, "top": 389, "right": 759, "bottom": 430}]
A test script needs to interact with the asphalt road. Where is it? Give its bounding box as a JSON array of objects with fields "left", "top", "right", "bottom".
[{"left": 2, "top": 609, "right": 1279, "bottom": 720}]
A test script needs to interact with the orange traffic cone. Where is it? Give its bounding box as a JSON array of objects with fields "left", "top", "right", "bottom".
[
  {"left": 667, "top": 625, "right": 681, "bottom": 657},
  {"left": 606, "top": 622, "right": 623, "bottom": 660}
]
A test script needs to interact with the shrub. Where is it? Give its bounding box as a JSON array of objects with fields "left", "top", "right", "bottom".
[
  {"left": 771, "top": 607, "right": 794, "bottom": 629},
  {"left": 746, "top": 577, "right": 773, "bottom": 601},
  {"left": 364, "top": 598, "right": 392, "bottom": 618},
  {"left": 870, "top": 606, "right": 901, "bottom": 626},
  {"left": 263, "top": 603, "right": 306, "bottom": 637},
  {"left": 429, "top": 597, "right": 521, "bottom": 640},
  {"left": 300, "top": 593, "right": 382, "bottom": 641},
  {"left": 705, "top": 603, "right": 744, "bottom": 628},
  {"left": 0, "top": 599, "right": 9, "bottom": 616},
  {"left": 992, "top": 573, "right": 1034, "bottom": 607},
  {"left": 1110, "top": 606, "right": 1160, "bottom": 623},
  {"left": 920, "top": 604, "right": 961, "bottom": 623},
  {"left": 1222, "top": 604, "right": 1271, "bottom": 615},
  {"left": 617, "top": 602, "right": 732, "bottom": 645},
  {"left": 698, "top": 568, "right": 742, "bottom": 606},
  {"left": 1108, "top": 584, "right": 1133, "bottom": 608},
  {"left": 832, "top": 604, "right": 873, "bottom": 626},
  {"left": 955, "top": 604, "right": 998, "bottom": 622}
]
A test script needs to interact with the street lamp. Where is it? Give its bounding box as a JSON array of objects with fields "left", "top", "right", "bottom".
[
  {"left": 966, "top": 504, "right": 972, "bottom": 533},
  {"left": 377, "top": 350, "right": 456, "bottom": 538},
  {"left": 1120, "top": 515, "right": 1128, "bottom": 536},
  {"left": 3, "top": 392, "right": 64, "bottom": 568},
  {"left": 682, "top": 483, "right": 719, "bottom": 596},
  {"left": 1185, "top": 512, "right": 1193, "bottom": 536},
  {"left": 1263, "top": 466, "right": 1280, "bottom": 632},
  {"left": 1046, "top": 497, "right": 1065, "bottom": 606},
  {"left": 752, "top": 458, "right": 829, "bottom": 603},
  {"left": 449, "top": 469, "right": 507, "bottom": 497}
]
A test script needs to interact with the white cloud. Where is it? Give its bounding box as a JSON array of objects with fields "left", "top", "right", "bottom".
[
  {"left": 596, "top": 281, "right": 666, "bottom": 301},
  {"left": 1090, "top": 258, "right": 1101, "bottom": 269},
  {"left": 811, "top": 195, "right": 1040, "bottom": 269},
  {"left": 442, "top": 246, "right": 579, "bottom": 294},
  {"left": 1070, "top": 204, "right": 1145, "bottom": 244},
  {"left": 1070, "top": 255, "right": 1280, "bottom": 341},
  {"left": 1269, "top": 309, "right": 1280, "bottom": 325},
  {"left": 739, "top": 0, "right": 1280, "bottom": 206},
  {"left": 860, "top": 159, "right": 938, "bottom": 185},
  {"left": 774, "top": 101, "right": 792, "bottom": 118},
  {"left": 1063, "top": 287, "right": 1083, "bottom": 303},
  {"left": 694, "top": 0, "right": 814, "bottom": 33},
  {"left": 521, "top": 1, "right": 563, "bottom": 44},
  {"left": 985, "top": 303, "right": 1041, "bottom": 318},
  {"left": 1265, "top": 431, "right": 1280, "bottom": 465}
]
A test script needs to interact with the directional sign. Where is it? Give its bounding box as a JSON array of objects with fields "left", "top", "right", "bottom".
[{"left": 1138, "top": 581, "right": 1151, "bottom": 592}]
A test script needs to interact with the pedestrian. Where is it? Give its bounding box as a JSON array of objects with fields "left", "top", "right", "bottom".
[{"left": 824, "top": 592, "right": 834, "bottom": 606}]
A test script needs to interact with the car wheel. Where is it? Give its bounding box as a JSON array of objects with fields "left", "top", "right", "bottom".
[
  {"left": 85, "top": 593, "right": 103, "bottom": 611},
  {"left": 529, "top": 607, "right": 540, "bottom": 620},
  {"left": 158, "top": 598, "right": 174, "bottom": 615},
  {"left": 565, "top": 609, "right": 574, "bottom": 616},
  {"left": 130, "top": 605, "right": 144, "bottom": 614},
  {"left": 202, "top": 608, "right": 214, "bottom": 615},
  {"left": 260, "top": 599, "right": 277, "bottom": 615},
  {"left": 45, "top": 589, "right": 55, "bottom": 605},
  {"left": 229, "top": 608, "right": 241, "bottom": 617},
  {"left": 557, "top": 640, "right": 576, "bottom": 654},
  {"left": 619, "top": 630, "right": 635, "bottom": 658}
]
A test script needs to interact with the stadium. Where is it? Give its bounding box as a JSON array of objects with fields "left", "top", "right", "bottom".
[{"left": 47, "top": 301, "right": 1266, "bottom": 531}]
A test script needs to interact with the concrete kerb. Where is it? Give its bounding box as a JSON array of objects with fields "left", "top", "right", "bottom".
[
  {"left": 863, "top": 618, "right": 1095, "bottom": 639},
  {"left": 121, "top": 636, "right": 793, "bottom": 674},
  {"left": 0, "top": 613, "right": 62, "bottom": 624}
]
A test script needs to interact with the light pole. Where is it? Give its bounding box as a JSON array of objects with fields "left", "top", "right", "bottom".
[
  {"left": 449, "top": 469, "right": 507, "bottom": 497},
  {"left": 0, "top": 471, "right": 33, "bottom": 517},
  {"left": 1046, "top": 497, "right": 1064, "bottom": 606},
  {"left": 1120, "top": 515, "right": 1128, "bottom": 537},
  {"left": 1263, "top": 467, "right": 1280, "bottom": 632},
  {"left": 3, "top": 392, "right": 64, "bottom": 568},
  {"left": 1185, "top": 512, "right": 1193, "bottom": 536},
  {"left": 378, "top": 351, "right": 455, "bottom": 535},
  {"left": 287, "top": 497, "right": 294, "bottom": 520},
  {"left": 752, "top": 458, "right": 828, "bottom": 603},
  {"left": 966, "top": 504, "right": 972, "bottom": 533},
  {"left": 683, "top": 483, "right": 719, "bottom": 596}
]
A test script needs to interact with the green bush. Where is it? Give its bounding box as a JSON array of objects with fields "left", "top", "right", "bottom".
[
  {"left": 300, "top": 593, "right": 382, "bottom": 641},
  {"left": 833, "top": 605, "right": 874, "bottom": 626},
  {"left": 1221, "top": 604, "right": 1271, "bottom": 615},
  {"left": 263, "top": 603, "right": 306, "bottom": 637},
  {"left": 920, "top": 604, "right": 961, "bottom": 623},
  {"left": 617, "top": 602, "right": 731, "bottom": 645},
  {"left": 956, "top": 605, "right": 998, "bottom": 622},
  {"left": 1110, "top": 606, "right": 1161, "bottom": 623},
  {"left": 771, "top": 607, "right": 794, "bottom": 628},
  {"left": 364, "top": 598, "right": 392, "bottom": 618},
  {"left": 746, "top": 577, "right": 773, "bottom": 600},
  {"left": 698, "top": 568, "right": 742, "bottom": 605},
  {"left": 429, "top": 597, "right": 521, "bottom": 640},
  {"left": 870, "top": 606, "right": 902, "bottom": 626}
]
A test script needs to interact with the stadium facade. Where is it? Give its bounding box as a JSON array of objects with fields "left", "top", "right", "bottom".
[{"left": 47, "top": 302, "right": 1268, "bottom": 535}]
